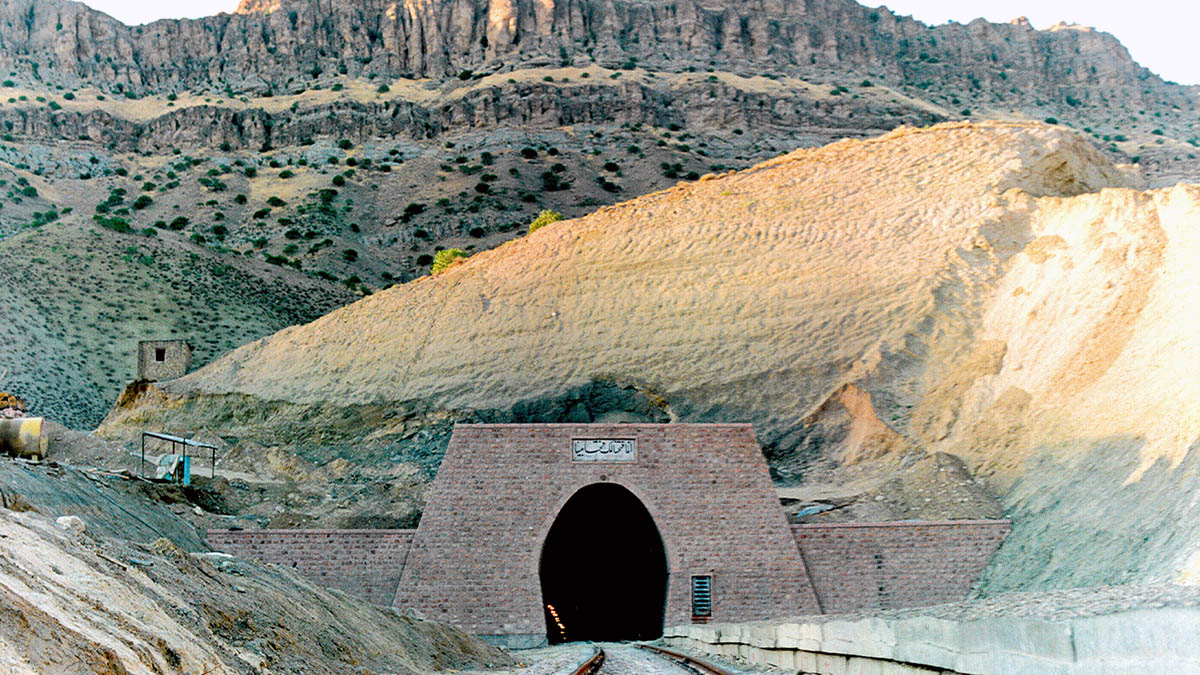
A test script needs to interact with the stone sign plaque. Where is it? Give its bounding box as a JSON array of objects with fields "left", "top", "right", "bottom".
[{"left": 571, "top": 439, "right": 637, "bottom": 462}]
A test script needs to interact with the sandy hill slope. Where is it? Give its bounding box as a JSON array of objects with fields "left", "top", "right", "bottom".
[
  {"left": 102, "top": 121, "right": 1200, "bottom": 592},
  {"left": 0, "top": 220, "right": 354, "bottom": 428}
]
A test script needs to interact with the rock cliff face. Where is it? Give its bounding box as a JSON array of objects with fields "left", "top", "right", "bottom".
[
  {"left": 0, "top": 76, "right": 938, "bottom": 153},
  {"left": 99, "top": 121, "right": 1200, "bottom": 592},
  {"left": 0, "top": 0, "right": 1186, "bottom": 111}
]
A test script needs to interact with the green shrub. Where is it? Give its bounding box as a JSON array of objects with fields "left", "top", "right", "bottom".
[
  {"left": 528, "top": 209, "right": 563, "bottom": 233},
  {"left": 132, "top": 195, "right": 153, "bottom": 209},
  {"left": 431, "top": 248, "right": 467, "bottom": 274}
]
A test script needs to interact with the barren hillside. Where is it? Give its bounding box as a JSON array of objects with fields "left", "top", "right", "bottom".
[
  {"left": 0, "top": 220, "right": 354, "bottom": 428},
  {"left": 100, "top": 121, "right": 1200, "bottom": 592}
]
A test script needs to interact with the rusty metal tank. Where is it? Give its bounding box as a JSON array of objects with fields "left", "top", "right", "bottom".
[{"left": 0, "top": 417, "right": 48, "bottom": 459}]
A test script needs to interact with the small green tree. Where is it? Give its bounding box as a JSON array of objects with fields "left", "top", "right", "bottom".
[
  {"left": 528, "top": 209, "right": 563, "bottom": 233},
  {"left": 431, "top": 248, "right": 468, "bottom": 274}
]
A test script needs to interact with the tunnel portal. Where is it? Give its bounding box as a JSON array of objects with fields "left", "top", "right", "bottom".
[{"left": 539, "top": 483, "right": 668, "bottom": 644}]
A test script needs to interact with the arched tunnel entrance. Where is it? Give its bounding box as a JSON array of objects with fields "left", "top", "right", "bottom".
[{"left": 539, "top": 483, "right": 669, "bottom": 644}]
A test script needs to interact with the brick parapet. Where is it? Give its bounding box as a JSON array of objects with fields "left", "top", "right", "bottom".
[
  {"left": 792, "top": 520, "right": 1011, "bottom": 613},
  {"left": 207, "top": 528, "right": 415, "bottom": 606}
]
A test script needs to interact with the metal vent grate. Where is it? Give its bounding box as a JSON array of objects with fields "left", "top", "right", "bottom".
[{"left": 691, "top": 575, "right": 712, "bottom": 621}]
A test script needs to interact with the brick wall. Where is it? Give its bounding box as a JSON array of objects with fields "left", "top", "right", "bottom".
[
  {"left": 394, "top": 424, "right": 820, "bottom": 639},
  {"left": 792, "top": 520, "right": 1010, "bottom": 613},
  {"left": 207, "top": 529, "right": 415, "bottom": 606},
  {"left": 204, "top": 430, "right": 1010, "bottom": 633}
]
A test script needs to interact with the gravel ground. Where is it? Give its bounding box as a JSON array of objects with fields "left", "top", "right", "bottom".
[
  {"left": 468, "top": 643, "right": 784, "bottom": 674},
  {"left": 598, "top": 645, "right": 697, "bottom": 674},
  {"left": 467, "top": 643, "right": 595, "bottom": 674}
]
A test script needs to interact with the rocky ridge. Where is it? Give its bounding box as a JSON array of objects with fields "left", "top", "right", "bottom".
[{"left": 0, "top": 0, "right": 1181, "bottom": 103}]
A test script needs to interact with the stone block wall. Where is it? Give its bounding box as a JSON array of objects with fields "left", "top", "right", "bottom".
[
  {"left": 793, "top": 520, "right": 1010, "bottom": 613},
  {"left": 137, "top": 339, "right": 192, "bottom": 381},
  {"left": 207, "top": 529, "right": 414, "bottom": 606}
]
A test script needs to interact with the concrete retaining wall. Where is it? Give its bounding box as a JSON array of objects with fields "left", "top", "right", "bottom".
[{"left": 663, "top": 606, "right": 1200, "bottom": 674}]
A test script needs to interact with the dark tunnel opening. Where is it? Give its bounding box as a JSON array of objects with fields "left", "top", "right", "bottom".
[{"left": 539, "top": 483, "right": 669, "bottom": 644}]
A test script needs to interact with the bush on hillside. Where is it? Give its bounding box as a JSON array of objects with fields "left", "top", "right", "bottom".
[
  {"left": 430, "top": 248, "right": 468, "bottom": 274},
  {"left": 528, "top": 209, "right": 563, "bottom": 233}
]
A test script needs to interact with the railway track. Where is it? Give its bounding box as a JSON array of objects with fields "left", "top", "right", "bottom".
[{"left": 569, "top": 643, "right": 733, "bottom": 675}]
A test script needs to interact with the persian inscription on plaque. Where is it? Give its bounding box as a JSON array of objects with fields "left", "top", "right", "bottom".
[{"left": 571, "top": 439, "right": 637, "bottom": 462}]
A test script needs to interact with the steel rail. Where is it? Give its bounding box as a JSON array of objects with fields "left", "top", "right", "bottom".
[
  {"left": 569, "top": 645, "right": 606, "bottom": 675},
  {"left": 635, "top": 643, "right": 735, "bottom": 675}
]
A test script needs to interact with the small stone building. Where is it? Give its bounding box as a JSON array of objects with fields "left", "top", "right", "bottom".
[{"left": 137, "top": 340, "right": 192, "bottom": 381}]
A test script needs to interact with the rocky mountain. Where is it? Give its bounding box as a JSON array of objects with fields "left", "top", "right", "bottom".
[{"left": 99, "top": 121, "right": 1200, "bottom": 594}]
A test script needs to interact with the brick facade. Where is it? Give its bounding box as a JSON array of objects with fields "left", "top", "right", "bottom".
[
  {"left": 792, "top": 520, "right": 1011, "bottom": 613},
  {"left": 207, "top": 529, "right": 414, "bottom": 606},
  {"left": 393, "top": 424, "right": 820, "bottom": 644}
]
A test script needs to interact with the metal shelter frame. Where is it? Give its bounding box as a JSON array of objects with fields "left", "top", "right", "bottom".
[{"left": 140, "top": 431, "right": 218, "bottom": 480}]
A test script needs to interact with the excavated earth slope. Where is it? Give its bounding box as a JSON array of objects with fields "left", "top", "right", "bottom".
[
  {"left": 101, "top": 121, "right": 1200, "bottom": 594},
  {"left": 0, "top": 463, "right": 511, "bottom": 674}
]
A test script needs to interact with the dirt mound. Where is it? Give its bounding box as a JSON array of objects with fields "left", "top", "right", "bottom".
[{"left": 781, "top": 452, "right": 1005, "bottom": 523}]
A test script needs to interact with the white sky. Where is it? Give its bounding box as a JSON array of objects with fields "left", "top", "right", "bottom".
[
  {"left": 880, "top": 1, "right": 1198, "bottom": 85},
  {"left": 84, "top": 1, "right": 1197, "bottom": 86}
]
